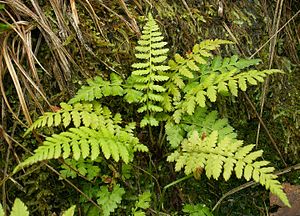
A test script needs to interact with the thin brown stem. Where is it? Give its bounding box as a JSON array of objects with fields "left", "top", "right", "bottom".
[{"left": 212, "top": 163, "right": 300, "bottom": 211}]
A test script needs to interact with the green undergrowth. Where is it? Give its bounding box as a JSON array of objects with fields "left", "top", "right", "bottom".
[{"left": 13, "top": 13, "right": 291, "bottom": 215}]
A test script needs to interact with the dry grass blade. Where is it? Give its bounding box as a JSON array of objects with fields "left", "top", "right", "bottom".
[
  {"left": 81, "top": 0, "right": 106, "bottom": 38},
  {"left": 6, "top": 0, "right": 77, "bottom": 86},
  {"left": 2, "top": 34, "right": 32, "bottom": 125},
  {"left": 0, "top": 66, "right": 27, "bottom": 128},
  {"left": 255, "top": 0, "right": 285, "bottom": 150},
  {"left": 0, "top": 12, "right": 52, "bottom": 125}
]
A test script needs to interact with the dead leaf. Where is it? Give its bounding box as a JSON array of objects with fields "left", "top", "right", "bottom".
[{"left": 270, "top": 183, "right": 300, "bottom": 216}]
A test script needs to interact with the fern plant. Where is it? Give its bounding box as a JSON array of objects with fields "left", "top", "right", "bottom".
[
  {"left": 131, "top": 191, "right": 151, "bottom": 216},
  {"left": 182, "top": 204, "right": 213, "bottom": 216},
  {"left": 15, "top": 12, "right": 290, "bottom": 213},
  {"left": 125, "top": 13, "right": 170, "bottom": 127},
  {"left": 15, "top": 92, "right": 148, "bottom": 173},
  {"left": 0, "top": 198, "right": 75, "bottom": 216}
]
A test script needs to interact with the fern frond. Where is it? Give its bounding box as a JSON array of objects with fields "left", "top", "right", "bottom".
[
  {"left": 176, "top": 68, "right": 281, "bottom": 117},
  {"left": 97, "top": 185, "right": 125, "bottom": 216},
  {"left": 68, "top": 73, "right": 124, "bottom": 104},
  {"left": 166, "top": 108, "right": 236, "bottom": 147},
  {"left": 164, "top": 40, "right": 232, "bottom": 109},
  {"left": 25, "top": 102, "right": 120, "bottom": 136},
  {"left": 167, "top": 131, "right": 290, "bottom": 207},
  {"left": 164, "top": 39, "right": 281, "bottom": 118},
  {"left": 127, "top": 13, "right": 170, "bottom": 127},
  {"left": 15, "top": 124, "right": 148, "bottom": 172}
]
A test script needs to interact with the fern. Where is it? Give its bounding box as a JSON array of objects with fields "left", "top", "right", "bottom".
[
  {"left": 182, "top": 204, "right": 213, "bottom": 216},
  {"left": 15, "top": 124, "right": 147, "bottom": 172},
  {"left": 68, "top": 73, "right": 124, "bottom": 104},
  {"left": 163, "top": 40, "right": 233, "bottom": 108},
  {"left": 0, "top": 198, "right": 75, "bottom": 216},
  {"left": 0, "top": 199, "right": 29, "bottom": 216},
  {"left": 131, "top": 191, "right": 151, "bottom": 216},
  {"left": 127, "top": 13, "right": 170, "bottom": 127},
  {"left": 25, "top": 102, "right": 107, "bottom": 135},
  {"left": 16, "top": 12, "right": 290, "bottom": 212},
  {"left": 97, "top": 185, "right": 125, "bottom": 216},
  {"left": 19, "top": 99, "right": 148, "bottom": 172},
  {"left": 167, "top": 130, "right": 290, "bottom": 207},
  {"left": 164, "top": 41, "right": 281, "bottom": 122},
  {"left": 59, "top": 158, "right": 101, "bottom": 180},
  {"left": 10, "top": 198, "right": 29, "bottom": 216},
  {"left": 166, "top": 107, "right": 236, "bottom": 148},
  {"left": 62, "top": 206, "right": 76, "bottom": 216}
]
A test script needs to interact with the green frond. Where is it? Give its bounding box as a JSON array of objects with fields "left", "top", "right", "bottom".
[
  {"left": 127, "top": 13, "right": 170, "bottom": 127},
  {"left": 176, "top": 66, "right": 281, "bottom": 116},
  {"left": 97, "top": 185, "right": 125, "bottom": 216},
  {"left": 25, "top": 102, "right": 115, "bottom": 136},
  {"left": 167, "top": 108, "right": 236, "bottom": 148},
  {"left": 167, "top": 130, "right": 290, "bottom": 207},
  {"left": 140, "top": 114, "right": 159, "bottom": 127},
  {"left": 62, "top": 205, "right": 76, "bottom": 216},
  {"left": 15, "top": 124, "right": 147, "bottom": 173},
  {"left": 10, "top": 198, "right": 29, "bottom": 216},
  {"left": 69, "top": 73, "right": 124, "bottom": 104},
  {"left": 164, "top": 39, "right": 281, "bottom": 117}
]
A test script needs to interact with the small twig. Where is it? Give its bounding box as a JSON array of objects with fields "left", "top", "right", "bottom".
[
  {"left": 118, "top": 0, "right": 141, "bottom": 36},
  {"left": 96, "top": 0, "right": 137, "bottom": 35},
  {"left": 181, "top": 0, "right": 197, "bottom": 26},
  {"left": 212, "top": 163, "right": 300, "bottom": 211},
  {"left": 255, "top": 0, "right": 284, "bottom": 150},
  {"left": 250, "top": 9, "right": 300, "bottom": 59},
  {"left": 243, "top": 92, "right": 287, "bottom": 166},
  {"left": 131, "top": 164, "right": 162, "bottom": 197},
  {"left": 222, "top": 16, "right": 287, "bottom": 166}
]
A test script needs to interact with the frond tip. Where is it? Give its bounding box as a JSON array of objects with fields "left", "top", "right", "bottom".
[{"left": 167, "top": 131, "right": 290, "bottom": 207}]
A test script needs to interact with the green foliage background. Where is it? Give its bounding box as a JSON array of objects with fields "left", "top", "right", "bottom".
[{"left": 1, "top": 0, "right": 300, "bottom": 215}]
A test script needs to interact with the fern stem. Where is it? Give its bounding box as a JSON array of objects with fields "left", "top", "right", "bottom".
[
  {"left": 158, "top": 123, "right": 165, "bottom": 148},
  {"left": 148, "top": 124, "right": 155, "bottom": 146},
  {"left": 160, "top": 174, "right": 193, "bottom": 210},
  {"left": 163, "top": 174, "right": 193, "bottom": 191}
]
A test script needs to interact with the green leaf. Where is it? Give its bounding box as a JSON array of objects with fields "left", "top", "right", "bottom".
[
  {"left": 187, "top": 60, "right": 199, "bottom": 71},
  {"left": 207, "top": 86, "right": 217, "bottom": 102},
  {"left": 179, "top": 66, "right": 194, "bottom": 78},
  {"left": 0, "top": 203, "right": 4, "bottom": 216},
  {"left": 165, "top": 122, "right": 184, "bottom": 148},
  {"left": 62, "top": 205, "right": 76, "bottom": 216},
  {"left": 238, "top": 77, "right": 247, "bottom": 91},
  {"left": 97, "top": 185, "right": 125, "bottom": 216},
  {"left": 135, "top": 191, "right": 151, "bottom": 210},
  {"left": 228, "top": 80, "right": 238, "bottom": 96},
  {"left": 10, "top": 198, "right": 29, "bottom": 216},
  {"left": 244, "top": 164, "right": 253, "bottom": 181},
  {"left": 195, "top": 91, "right": 206, "bottom": 107},
  {"left": 183, "top": 204, "right": 213, "bottom": 216}
]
